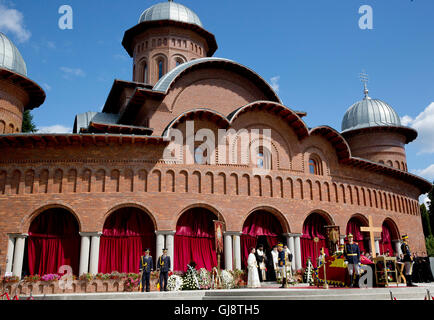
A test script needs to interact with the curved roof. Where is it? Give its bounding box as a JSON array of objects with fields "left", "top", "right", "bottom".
[
  {"left": 0, "top": 32, "right": 27, "bottom": 76},
  {"left": 153, "top": 57, "right": 282, "bottom": 103},
  {"left": 342, "top": 96, "right": 402, "bottom": 132},
  {"left": 73, "top": 112, "right": 120, "bottom": 133},
  {"left": 139, "top": 1, "right": 202, "bottom": 28}
]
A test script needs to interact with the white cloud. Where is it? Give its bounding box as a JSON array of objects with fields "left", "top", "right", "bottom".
[
  {"left": 38, "top": 125, "right": 71, "bottom": 134},
  {"left": 60, "top": 67, "right": 86, "bottom": 79},
  {"left": 412, "top": 164, "right": 434, "bottom": 182},
  {"left": 419, "top": 193, "right": 431, "bottom": 207},
  {"left": 42, "top": 83, "right": 51, "bottom": 91},
  {"left": 401, "top": 102, "right": 434, "bottom": 154},
  {"left": 0, "top": 4, "right": 31, "bottom": 43},
  {"left": 270, "top": 76, "right": 280, "bottom": 94}
]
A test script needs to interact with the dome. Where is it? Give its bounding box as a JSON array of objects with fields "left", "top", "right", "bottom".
[
  {"left": 139, "top": 1, "right": 203, "bottom": 28},
  {"left": 341, "top": 91, "right": 402, "bottom": 132},
  {"left": 0, "top": 32, "right": 27, "bottom": 76}
]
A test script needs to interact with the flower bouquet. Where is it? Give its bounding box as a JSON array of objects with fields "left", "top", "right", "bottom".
[
  {"left": 79, "top": 273, "right": 94, "bottom": 282},
  {"left": 167, "top": 274, "right": 183, "bottom": 291},
  {"left": 109, "top": 271, "right": 122, "bottom": 280},
  {"left": 124, "top": 276, "right": 140, "bottom": 292},
  {"left": 41, "top": 274, "right": 60, "bottom": 283},
  {"left": 23, "top": 275, "right": 41, "bottom": 283},
  {"left": 95, "top": 273, "right": 111, "bottom": 281},
  {"left": 2, "top": 275, "right": 20, "bottom": 284},
  {"left": 220, "top": 270, "right": 234, "bottom": 289},
  {"left": 198, "top": 268, "right": 211, "bottom": 290}
]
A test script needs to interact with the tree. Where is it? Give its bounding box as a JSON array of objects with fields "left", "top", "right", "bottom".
[
  {"left": 420, "top": 203, "right": 432, "bottom": 237},
  {"left": 21, "top": 110, "right": 37, "bottom": 133},
  {"left": 426, "top": 236, "right": 434, "bottom": 257}
]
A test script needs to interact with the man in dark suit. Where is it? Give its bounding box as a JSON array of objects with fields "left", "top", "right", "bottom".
[
  {"left": 344, "top": 233, "right": 361, "bottom": 288},
  {"left": 157, "top": 248, "right": 171, "bottom": 291},
  {"left": 139, "top": 248, "right": 153, "bottom": 292},
  {"left": 277, "top": 243, "right": 287, "bottom": 288}
]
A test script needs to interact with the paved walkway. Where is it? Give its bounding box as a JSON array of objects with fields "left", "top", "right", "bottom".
[{"left": 29, "top": 282, "right": 434, "bottom": 300}]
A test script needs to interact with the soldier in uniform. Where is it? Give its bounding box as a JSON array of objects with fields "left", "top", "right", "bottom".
[
  {"left": 255, "top": 245, "right": 267, "bottom": 282},
  {"left": 401, "top": 235, "right": 416, "bottom": 287},
  {"left": 277, "top": 243, "right": 287, "bottom": 288},
  {"left": 157, "top": 248, "right": 171, "bottom": 291},
  {"left": 344, "top": 234, "right": 361, "bottom": 288},
  {"left": 139, "top": 248, "right": 153, "bottom": 292}
]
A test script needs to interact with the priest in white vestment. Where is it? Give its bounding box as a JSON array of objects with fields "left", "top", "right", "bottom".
[{"left": 247, "top": 247, "right": 261, "bottom": 288}]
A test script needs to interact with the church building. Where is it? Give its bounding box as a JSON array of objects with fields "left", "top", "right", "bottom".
[{"left": 0, "top": 1, "right": 431, "bottom": 278}]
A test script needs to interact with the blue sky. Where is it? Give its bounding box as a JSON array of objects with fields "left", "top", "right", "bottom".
[{"left": 0, "top": 0, "right": 433, "bottom": 201}]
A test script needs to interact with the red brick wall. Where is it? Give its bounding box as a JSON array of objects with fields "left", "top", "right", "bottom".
[{"left": 0, "top": 79, "right": 27, "bottom": 133}]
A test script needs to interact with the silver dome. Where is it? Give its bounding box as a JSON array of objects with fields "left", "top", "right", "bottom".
[
  {"left": 0, "top": 33, "right": 27, "bottom": 76},
  {"left": 342, "top": 93, "right": 401, "bottom": 132},
  {"left": 139, "top": 1, "right": 203, "bottom": 28}
]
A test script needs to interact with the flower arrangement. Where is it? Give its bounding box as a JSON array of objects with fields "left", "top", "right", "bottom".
[
  {"left": 109, "top": 271, "right": 122, "bottom": 280},
  {"left": 79, "top": 273, "right": 94, "bottom": 282},
  {"left": 182, "top": 265, "right": 200, "bottom": 290},
  {"left": 124, "top": 276, "right": 140, "bottom": 292},
  {"left": 95, "top": 273, "right": 111, "bottom": 281},
  {"left": 2, "top": 275, "right": 20, "bottom": 284},
  {"left": 23, "top": 275, "right": 41, "bottom": 283},
  {"left": 220, "top": 270, "right": 234, "bottom": 289},
  {"left": 167, "top": 275, "right": 183, "bottom": 291},
  {"left": 41, "top": 274, "right": 60, "bottom": 282},
  {"left": 198, "top": 268, "right": 211, "bottom": 290},
  {"left": 230, "top": 269, "right": 246, "bottom": 288}
]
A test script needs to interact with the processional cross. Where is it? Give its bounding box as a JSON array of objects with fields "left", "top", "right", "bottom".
[{"left": 360, "top": 215, "right": 382, "bottom": 258}]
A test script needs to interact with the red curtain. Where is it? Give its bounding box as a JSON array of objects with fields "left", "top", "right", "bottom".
[
  {"left": 241, "top": 211, "right": 282, "bottom": 269},
  {"left": 380, "top": 223, "right": 395, "bottom": 255},
  {"left": 174, "top": 208, "right": 217, "bottom": 272},
  {"left": 301, "top": 213, "right": 329, "bottom": 268},
  {"left": 98, "top": 208, "right": 155, "bottom": 274},
  {"left": 27, "top": 209, "right": 80, "bottom": 276},
  {"left": 346, "top": 218, "right": 369, "bottom": 253}
]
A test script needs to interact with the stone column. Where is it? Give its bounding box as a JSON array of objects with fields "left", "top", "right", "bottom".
[
  {"left": 78, "top": 233, "right": 91, "bottom": 275},
  {"left": 293, "top": 234, "right": 302, "bottom": 271},
  {"left": 155, "top": 231, "right": 166, "bottom": 260},
  {"left": 232, "top": 232, "right": 242, "bottom": 270},
  {"left": 89, "top": 233, "right": 102, "bottom": 275},
  {"left": 12, "top": 234, "right": 27, "bottom": 279},
  {"left": 374, "top": 238, "right": 381, "bottom": 256},
  {"left": 5, "top": 234, "right": 16, "bottom": 275},
  {"left": 393, "top": 240, "right": 402, "bottom": 257},
  {"left": 165, "top": 231, "right": 176, "bottom": 271},
  {"left": 287, "top": 234, "right": 296, "bottom": 272},
  {"left": 224, "top": 232, "right": 233, "bottom": 271}
]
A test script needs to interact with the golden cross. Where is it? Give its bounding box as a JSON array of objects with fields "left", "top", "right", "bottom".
[{"left": 360, "top": 215, "right": 382, "bottom": 258}]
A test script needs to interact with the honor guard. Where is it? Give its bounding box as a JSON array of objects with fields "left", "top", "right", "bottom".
[
  {"left": 157, "top": 248, "right": 171, "bottom": 291},
  {"left": 400, "top": 235, "right": 416, "bottom": 287},
  {"left": 139, "top": 248, "right": 153, "bottom": 292},
  {"left": 344, "top": 234, "right": 361, "bottom": 288},
  {"left": 277, "top": 243, "right": 287, "bottom": 288}
]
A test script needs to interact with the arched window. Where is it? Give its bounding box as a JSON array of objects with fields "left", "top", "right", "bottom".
[
  {"left": 195, "top": 147, "right": 205, "bottom": 165},
  {"left": 158, "top": 59, "right": 164, "bottom": 79},
  {"left": 175, "top": 58, "right": 183, "bottom": 67},
  {"left": 309, "top": 156, "right": 323, "bottom": 175},
  {"left": 143, "top": 62, "right": 148, "bottom": 83},
  {"left": 256, "top": 147, "right": 271, "bottom": 170}
]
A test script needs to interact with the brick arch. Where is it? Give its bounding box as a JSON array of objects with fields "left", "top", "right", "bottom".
[
  {"left": 303, "top": 209, "right": 336, "bottom": 227},
  {"left": 241, "top": 205, "right": 291, "bottom": 234},
  {"left": 101, "top": 203, "right": 158, "bottom": 232},
  {"left": 22, "top": 203, "right": 82, "bottom": 234},
  {"left": 347, "top": 213, "right": 369, "bottom": 227},
  {"left": 173, "top": 203, "right": 226, "bottom": 230},
  {"left": 382, "top": 217, "right": 400, "bottom": 241}
]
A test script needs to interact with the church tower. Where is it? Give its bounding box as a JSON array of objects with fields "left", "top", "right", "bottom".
[
  {"left": 122, "top": 0, "right": 217, "bottom": 86},
  {"left": 341, "top": 81, "right": 416, "bottom": 172},
  {"left": 0, "top": 33, "right": 45, "bottom": 133}
]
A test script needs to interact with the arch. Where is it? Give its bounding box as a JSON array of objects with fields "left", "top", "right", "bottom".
[
  {"left": 38, "top": 169, "right": 49, "bottom": 194},
  {"left": 347, "top": 185, "right": 353, "bottom": 205},
  {"left": 241, "top": 208, "right": 287, "bottom": 271},
  {"left": 0, "top": 170, "right": 7, "bottom": 194},
  {"left": 24, "top": 169, "right": 35, "bottom": 194},
  {"left": 346, "top": 215, "right": 370, "bottom": 254},
  {"left": 166, "top": 170, "right": 176, "bottom": 193},
  {"left": 287, "top": 177, "right": 294, "bottom": 199},
  {"left": 276, "top": 176, "right": 284, "bottom": 198},
  {"left": 229, "top": 173, "right": 239, "bottom": 196},
  {"left": 324, "top": 182, "right": 331, "bottom": 202},
  {"left": 192, "top": 171, "right": 202, "bottom": 194},
  {"left": 0, "top": 120, "right": 5, "bottom": 133},
  {"left": 204, "top": 172, "right": 214, "bottom": 194},
  {"left": 99, "top": 205, "right": 156, "bottom": 274},
  {"left": 95, "top": 169, "right": 106, "bottom": 192},
  {"left": 380, "top": 218, "right": 400, "bottom": 256},
  {"left": 301, "top": 211, "right": 334, "bottom": 268},
  {"left": 53, "top": 169, "right": 64, "bottom": 194},
  {"left": 306, "top": 179, "right": 313, "bottom": 200},
  {"left": 174, "top": 206, "right": 221, "bottom": 271},
  {"left": 340, "top": 184, "right": 346, "bottom": 204},
  {"left": 308, "top": 153, "right": 323, "bottom": 176},
  {"left": 297, "top": 178, "right": 304, "bottom": 200},
  {"left": 25, "top": 206, "right": 81, "bottom": 276},
  {"left": 241, "top": 174, "right": 250, "bottom": 196}
]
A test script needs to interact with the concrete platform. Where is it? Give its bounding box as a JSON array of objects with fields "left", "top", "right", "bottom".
[{"left": 29, "top": 283, "right": 434, "bottom": 301}]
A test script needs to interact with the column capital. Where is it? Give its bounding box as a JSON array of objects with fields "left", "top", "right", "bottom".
[
  {"left": 288, "top": 233, "right": 303, "bottom": 238},
  {"left": 7, "top": 233, "right": 28, "bottom": 239},
  {"left": 224, "top": 231, "right": 242, "bottom": 236},
  {"left": 155, "top": 230, "right": 176, "bottom": 236},
  {"left": 80, "top": 232, "right": 102, "bottom": 237}
]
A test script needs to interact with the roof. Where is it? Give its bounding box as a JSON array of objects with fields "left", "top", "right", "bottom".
[
  {"left": 0, "top": 32, "right": 27, "bottom": 76},
  {"left": 342, "top": 96, "right": 402, "bottom": 132},
  {"left": 153, "top": 57, "right": 282, "bottom": 104},
  {"left": 139, "top": 1, "right": 202, "bottom": 28},
  {"left": 73, "top": 112, "right": 120, "bottom": 134}
]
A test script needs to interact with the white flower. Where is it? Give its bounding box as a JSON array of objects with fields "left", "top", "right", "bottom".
[
  {"left": 220, "top": 270, "right": 234, "bottom": 289},
  {"left": 167, "top": 275, "right": 183, "bottom": 291}
]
